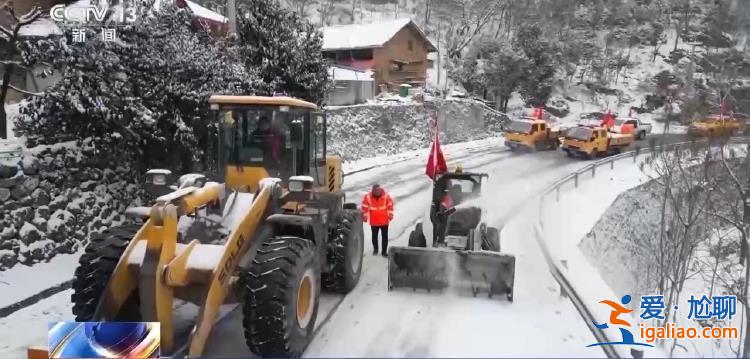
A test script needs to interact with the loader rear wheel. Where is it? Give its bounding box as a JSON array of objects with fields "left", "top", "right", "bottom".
[
  {"left": 322, "top": 209, "right": 364, "bottom": 293},
  {"left": 71, "top": 224, "right": 141, "bottom": 321},
  {"left": 241, "top": 236, "right": 320, "bottom": 357},
  {"left": 481, "top": 227, "right": 500, "bottom": 252}
]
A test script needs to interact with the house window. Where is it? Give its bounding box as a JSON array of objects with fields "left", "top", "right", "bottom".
[
  {"left": 408, "top": 40, "right": 413, "bottom": 51},
  {"left": 350, "top": 49, "right": 374, "bottom": 60}
]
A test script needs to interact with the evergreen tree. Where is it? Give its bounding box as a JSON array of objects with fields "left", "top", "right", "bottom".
[
  {"left": 235, "top": 0, "right": 330, "bottom": 104},
  {"left": 17, "top": 4, "right": 259, "bottom": 173},
  {"left": 512, "top": 24, "right": 557, "bottom": 105}
]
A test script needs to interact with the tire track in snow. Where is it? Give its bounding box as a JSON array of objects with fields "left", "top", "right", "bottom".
[{"left": 0, "top": 279, "right": 73, "bottom": 319}]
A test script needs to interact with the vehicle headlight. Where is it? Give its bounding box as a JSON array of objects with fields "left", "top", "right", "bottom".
[
  {"left": 153, "top": 174, "right": 166, "bottom": 185},
  {"left": 288, "top": 176, "right": 314, "bottom": 192}
]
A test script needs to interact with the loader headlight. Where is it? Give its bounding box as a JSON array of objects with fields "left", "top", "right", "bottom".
[
  {"left": 153, "top": 174, "right": 166, "bottom": 185},
  {"left": 289, "top": 176, "right": 314, "bottom": 192}
]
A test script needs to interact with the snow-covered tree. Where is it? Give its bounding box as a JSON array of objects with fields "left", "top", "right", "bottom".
[
  {"left": 0, "top": 3, "right": 45, "bottom": 139},
  {"left": 513, "top": 24, "right": 557, "bottom": 105},
  {"left": 17, "top": 4, "right": 259, "bottom": 173},
  {"left": 235, "top": 0, "right": 330, "bottom": 104}
]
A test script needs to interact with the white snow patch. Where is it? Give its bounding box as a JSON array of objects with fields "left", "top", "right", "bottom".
[
  {"left": 328, "top": 66, "right": 374, "bottom": 81},
  {"left": 221, "top": 192, "right": 255, "bottom": 230},
  {"left": 342, "top": 136, "right": 505, "bottom": 174},
  {"left": 184, "top": 0, "right": 227, "bottom": 23},
  {"left": 17, "top": 17, "right": 62, "bottom": 38},
  {"left": 322, "top": 18, "right": 421, "bottom": 51},
  {"left": 0, "top": 250, "right": 83, "bottom": 308}
]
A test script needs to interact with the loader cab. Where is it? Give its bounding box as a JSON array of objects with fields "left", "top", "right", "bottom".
[{"left": 210, "top": 96, "right": 327, "bottom": 192}]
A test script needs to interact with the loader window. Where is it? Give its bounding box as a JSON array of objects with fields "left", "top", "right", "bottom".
[{"left": 218, "top": 106, "right": 310, "bottom": 179}]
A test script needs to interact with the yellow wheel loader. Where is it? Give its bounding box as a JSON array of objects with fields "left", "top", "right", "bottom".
[
  {"left": 387, "top": 171, "right": 515, "bottom": 300},
  {"left": 28, "top": 96, "right": 365, "bottom": 358}
]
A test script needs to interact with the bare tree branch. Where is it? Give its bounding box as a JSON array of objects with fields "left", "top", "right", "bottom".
[{"left": 7, "top": 83, "right": 43, "bottom": 96}]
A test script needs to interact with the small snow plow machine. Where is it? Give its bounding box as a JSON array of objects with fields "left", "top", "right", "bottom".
[{"left": 387, "top": 171, "right": 515, "bottom": 300}]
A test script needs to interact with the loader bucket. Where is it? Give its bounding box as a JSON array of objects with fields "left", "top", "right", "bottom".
[{"left": 387, "top": 246, "right": 515, "bottom": 299}]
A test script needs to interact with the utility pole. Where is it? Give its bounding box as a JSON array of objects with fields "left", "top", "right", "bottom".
[
  {"left": 227, "top": 0, "right": 237, "bottom": 34},
  {"left": 743, "top": 155, "right": 750, "bottom": 266},
  {"left": 436, "top": 18, "right": 441, "bottom": 94}
]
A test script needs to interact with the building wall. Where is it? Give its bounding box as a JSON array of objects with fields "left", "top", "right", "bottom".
[
  {"left": 327, "top": 80, "right": 375, "bottom": 106},
  {"left": 374, "top": 25, "right": 433, "bottom": 91}
]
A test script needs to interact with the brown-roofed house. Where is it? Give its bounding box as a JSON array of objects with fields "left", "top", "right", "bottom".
[{"left": 322, "top": 18, "right": 436, "bottom": 93}]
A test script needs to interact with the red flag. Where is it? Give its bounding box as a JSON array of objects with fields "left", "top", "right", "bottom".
[
  {"left": 425, "top": 119, "right": 447, "bottom": 180},
  {"left": 531, "top": 104, "right": 545, "bottom": 120},
  {"left": 601, "top": 110, "right": 615, "bottom": 128}
]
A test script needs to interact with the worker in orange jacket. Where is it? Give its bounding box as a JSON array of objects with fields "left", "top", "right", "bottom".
[{"left": 361, "top": 184, "right": 394, "bottom": 257}]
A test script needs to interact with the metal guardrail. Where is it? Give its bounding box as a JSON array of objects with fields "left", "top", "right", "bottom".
[{"left": 532, "top": 137, "right": 749, "bottom": 359}]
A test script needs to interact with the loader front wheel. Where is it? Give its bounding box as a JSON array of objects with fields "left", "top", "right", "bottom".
[
  {"left": 241, "top": 236, "right": 320, "bottom": 357},
  {"left": 322, "top": 209, "right": 364, "bottom": 293},
  {"left": 71, "top": 224, "right": 141, "bottom": 321}
]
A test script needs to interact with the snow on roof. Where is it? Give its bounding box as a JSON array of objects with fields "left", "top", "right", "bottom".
[
  {"left": 18, "top": 17, "right": 63, "bottom": 38},
  {"left": 184, "top": 0, "right": 227, "bottom": 23},
  {"left": 328, "top": 66, "right": 374, "bottom": 81},
  {"left": 322, "top": 18, "right": 435, "bottom": 51}
]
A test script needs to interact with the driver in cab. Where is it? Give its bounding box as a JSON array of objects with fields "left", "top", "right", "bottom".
[{"left": 251, "top": 116, "right": 284, "bottom": 168}]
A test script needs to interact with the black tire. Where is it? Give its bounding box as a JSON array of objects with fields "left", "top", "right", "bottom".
[
  {"left": 481, "top": 226, "right": 500, "bottom": 252},
  {"left": 565, "top": 150, "right": 573, "bottom": 158},
  {"left": 638, "top": 131, "right": 646, "bottom": 140},
  {"left": 241, "top": 236, "right": 320, "bottom": 357},
  {"left": 408, "top": 223, "right": 427, "bottom": 247},
  {"left": 71, "top": 224, "right": 141, "bottom": 321},
  {"left": 322, "top": 209, "right": 364, "bottom": 293}
]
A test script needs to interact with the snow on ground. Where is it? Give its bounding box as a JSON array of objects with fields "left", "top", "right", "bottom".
[
  {"left": 540, "top": 144, "right": 747, "bottom": 358},
  {"left": 540, "top": 152, "right": 664, "bottom": 357},
  {"left": 342, "top": 136, "right": 504, "bottom": 174},
  {"left": 0, "top": 136, "right": 692, "bottom": 357},
  {"left": 0, "top": 250, "right": 82, "bottom": 308},
  {"left": 0, "top": 289, "right": 73, "bottom": 356},
  {"left": 306, "top": 148, "right": 604, "bottom": 357}
]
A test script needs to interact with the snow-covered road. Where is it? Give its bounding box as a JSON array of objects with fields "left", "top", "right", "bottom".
[
  {"left": 0, "top": 135, "right": 666, "bottom": 358},
  {"left": 201, "top": 140, "right": 609, "bottom": 357}
]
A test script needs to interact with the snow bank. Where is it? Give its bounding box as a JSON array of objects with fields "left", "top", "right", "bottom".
[
  {"left": 539, "top": 153, "right": 667, "bottom": 357},
  {"left": 327, "top": 98, "right": 507, "bottom": 162}
]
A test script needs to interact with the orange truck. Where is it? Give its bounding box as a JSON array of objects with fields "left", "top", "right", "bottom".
[
  {"left": 561, "top": 125, "right": 634, "bottom": 159},
  {"left": 503, "top": 118, "right": 562, "bottom": 151},
  {"left": 687, "top": 115, "right": 742, "bottom": 139}
]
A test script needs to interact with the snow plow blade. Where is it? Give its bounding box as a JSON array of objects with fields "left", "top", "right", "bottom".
[{"left": 387, "top": 247, "right": 515, "bottom": 300}]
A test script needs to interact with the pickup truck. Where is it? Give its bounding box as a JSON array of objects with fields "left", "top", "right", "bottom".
[
  {"left": 562, "top": 125, "right": 634, "bottom": 159},
  {"left": 610, "top": 118, "right": 652, "bottom": 140}
]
